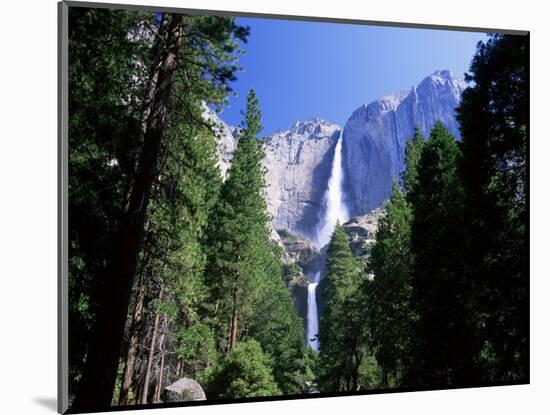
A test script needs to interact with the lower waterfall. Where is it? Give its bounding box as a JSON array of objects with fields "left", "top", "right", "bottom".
[{"left": 306, "top": 271, "right": 321, "bottom": 351}]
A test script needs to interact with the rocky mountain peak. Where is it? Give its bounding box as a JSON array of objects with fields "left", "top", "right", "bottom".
[
  {"left": 418, "top": 69, "right": 466, "bottom": 102},
  {"left": 425, "top": 69, "right": 463, "bottom": 84},
  {"left": 207, "top": 70, "right": 465, "bottom": 239},
  {"left": 342, "top": 70, "right": 465, "bottom": 217},
  {"left": 269, "top": 119, "right": 341, "bottom": 144}
]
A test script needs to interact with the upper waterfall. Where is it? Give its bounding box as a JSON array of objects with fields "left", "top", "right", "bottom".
[{"left": 315, "top": 131, "right": 349, "bottom": 248}]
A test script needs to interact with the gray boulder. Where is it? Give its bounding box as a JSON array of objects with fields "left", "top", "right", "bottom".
[{"left": 161, "top": 378, "right": 206, "bottom": 402}]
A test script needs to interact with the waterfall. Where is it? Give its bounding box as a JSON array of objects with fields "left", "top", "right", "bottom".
[
  {"left": 306, "top": 271, "right": 320, "bottom": 351},
  {"left": 316, "top": 130, "right": 349, "bottom": 248},
  {"left": 307, "top": 130, "right": 349, "bottom": 351}
]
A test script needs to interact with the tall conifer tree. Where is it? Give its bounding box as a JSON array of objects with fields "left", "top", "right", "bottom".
[
  {"left": 318, "top": 224, "right": 368, "bottom": 392},
  {"left": 205, "top": 89, "right": 271, "bottom": 351},
  {"left": 456, "top": 34, "right": 528, "bottom": 382},
  {"left": 367, "top": 181, "right": 414, "bottom": 386},
  {"left": 407, "top": 122, "right": 483, "bottom": 387}
]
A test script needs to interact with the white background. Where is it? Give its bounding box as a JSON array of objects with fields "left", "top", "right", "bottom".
[{"left": 0, "top": 0, "right": 548, "bottom": 413}]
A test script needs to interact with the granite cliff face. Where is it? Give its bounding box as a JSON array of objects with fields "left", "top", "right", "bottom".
[
  {"left": 208, "top": 70, "right": 464, "bottom": 245},
  {"left": 342, "top": 70, "right": 465, "bottom": 217},
  {"left": 206, "top": 71, "right": 465, "bottom": 340},
  {"left": 276, "top": 228, "right": 322, "bottom": 323},
  {"left": 202, "top": 105, "right": 237, "bottom": 179},
  {"left": 262, "top": 119, "right": 341, "bottom": 240}
]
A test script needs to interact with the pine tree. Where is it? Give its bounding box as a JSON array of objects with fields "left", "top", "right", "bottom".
[
  {"left": 204, "top": 90, "right": 312, "bottom": 395},
  {"left": 407, "top": 122, "right": 483, "bottom": 387},
  {"left": 245, "top": 243, "right": 312, "bottom": 394},
  {"left": 456, "top": 34, "right": 528, "bottom": 382},
  {"left": 201, "top": 340, "right": 281, "bottom": 398},
  {"left": 402, "top": 127, "right": 426, "bottom": 196},
  {"left": 71, "top": 10, "right": 250, "bottom": 409},
  {"left": 68, "top": 8, "right": 156, "bottom": 405},
  {"left": 367, "top": 181, "right": 414, "bottom": 386},
  {"left": 74, "top": 14, "right": 187, "bottom": 408},
  {"left": 318, "top": 224, "right": 369, "bottom": 392},
  {"left": 205, "top": 89, "right": 271, "bottom": 352}
]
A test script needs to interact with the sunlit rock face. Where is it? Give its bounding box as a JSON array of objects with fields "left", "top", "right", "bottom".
[
  {"left": 202, "top": 105, "right": 237, "bottom": 180},
  {"left": 210, "top": 71, "right": 465, "bottom": 239},
  {"left": 262, "top": 119, "right": 341, "bottom": 240},
  {"left": 342, "top": 70, "right": 465, "bottom": 217}
]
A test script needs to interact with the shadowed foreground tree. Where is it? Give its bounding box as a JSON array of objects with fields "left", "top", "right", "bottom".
[
  {"left": 73, "top": 13, "right": 186, "bottom": 409},
  {"left": 456, "top": 34, "right": 528, "bottom": 382},
  {"left": 402, "top": 127, "right": 426, "bottom": 196},
  {"left": 72, "top": 12, "right": 249, "bottom": 409},
  {"left": 407, "top": 122, "right": 485, "bottom": 387},
  {"left": 67, "top": 8, "right": 153, "bottom": 400}
]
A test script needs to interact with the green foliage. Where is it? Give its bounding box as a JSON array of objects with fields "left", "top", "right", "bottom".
[
  {"left": 174, "top": 322, "right": 218, "bottom": 378},
  {"left": 201, "top": 340, "right": 281, "bottom": 399},
  {"left": 67, "top": 8, "right": 154, "bottom": 399},
  {"left": 367, "top": 181, "right": 414, "bottom": 386},
  {"left": 357, "top": 352, "right": 383, "bottom": 389},
  {"left": 68, "top": 7, "right": 527, "bottom": 404},
  {"left": 318, "top": 224, "right": 370, "bottom": 392},
  {"left": 402, "top": 127, "right": 426, "bottom": 196},
  {"left": 407, "top": 122, "right": 485, "bottom": 386},
  {"left": 204, "top": 90, "right": 310, "bottom": 395},
  {"left": 283, "top": 262, "right": 303, "bottom": 285},
  {"left": 205, "top": 89, "right": 271, "bottom": 351},
  {"left": 245, "top": 249, "right": 311, "bottom": 394},
  {"left": 456, "top": 34, "right": 528, "bottom": 382},
  {"left": 69, "top": 8, "right": 252, "bottom": 406},
  {"left": 145, "top": 117, "right": 223, "bottom": 378}
]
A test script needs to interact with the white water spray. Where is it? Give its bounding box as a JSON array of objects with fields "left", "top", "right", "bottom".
[
  {"left": 316, "top": 131, "right": 349, "bottom": 248},
  {"left": 307, "top": 131, "right": 349, "bottom": 351}
]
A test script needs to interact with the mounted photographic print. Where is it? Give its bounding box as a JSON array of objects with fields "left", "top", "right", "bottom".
[{"left": 58, "top": 1, "right": 529, "bottom": 413}]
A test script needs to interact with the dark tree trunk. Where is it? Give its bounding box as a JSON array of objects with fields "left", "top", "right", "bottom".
[
  {"left": 229, "top": 288, "right": 239, "bottom": 350},
  {"left": 382, "top": 367, "right": 389, "bottom": 387},
  {"left": 73, "top": 14, "right": 184, "bottom": 410},
  {"left": 153, "top": 316, "right": 168, "bottom": 402},
  {"left": 118, "top": 276, "right": 146, "bottom": 406},
  {"left": 141, "top": 289, "right": 163, "bottom": 405},
  {"left": 175, "top": 360, "right": 182, "bottom": 378}
]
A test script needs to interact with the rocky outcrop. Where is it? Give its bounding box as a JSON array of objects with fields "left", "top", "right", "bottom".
[
  {"left": 342, "top": 70, "right": 465, "bottom": 217},
  {"left": 277, "top": 228, "right": 321, "bottom": 275},
  {"left": 202, "top": 105, "right": 237, "bottom": 179},
  {"left": 342, "top": 206, "right": 386, "bottom": 261},
  {"left": 276, "top": 228, "right": 322, "bottom": 322},
  {"left": 287, "top": 269, "right": 309, "bottom": 325},
  {"left": 263, "top": 119, "right": 341, "bottom": 240},
  {"left": 161, "top": 378, "right": 206, "bottom": 402}
]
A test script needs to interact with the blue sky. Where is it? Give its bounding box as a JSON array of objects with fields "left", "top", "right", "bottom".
[{"left": 220, "top": 17, "right": 487, "bottom": 136}]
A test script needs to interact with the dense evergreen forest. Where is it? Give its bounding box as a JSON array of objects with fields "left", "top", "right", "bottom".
[{"left": 68, "top": 7, "right": 527, "bottom": 411}]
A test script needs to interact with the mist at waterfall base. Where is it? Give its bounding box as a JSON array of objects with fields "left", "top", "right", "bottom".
[{"left": 307, "top": 132, "right": 350, "bottom": 351}]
